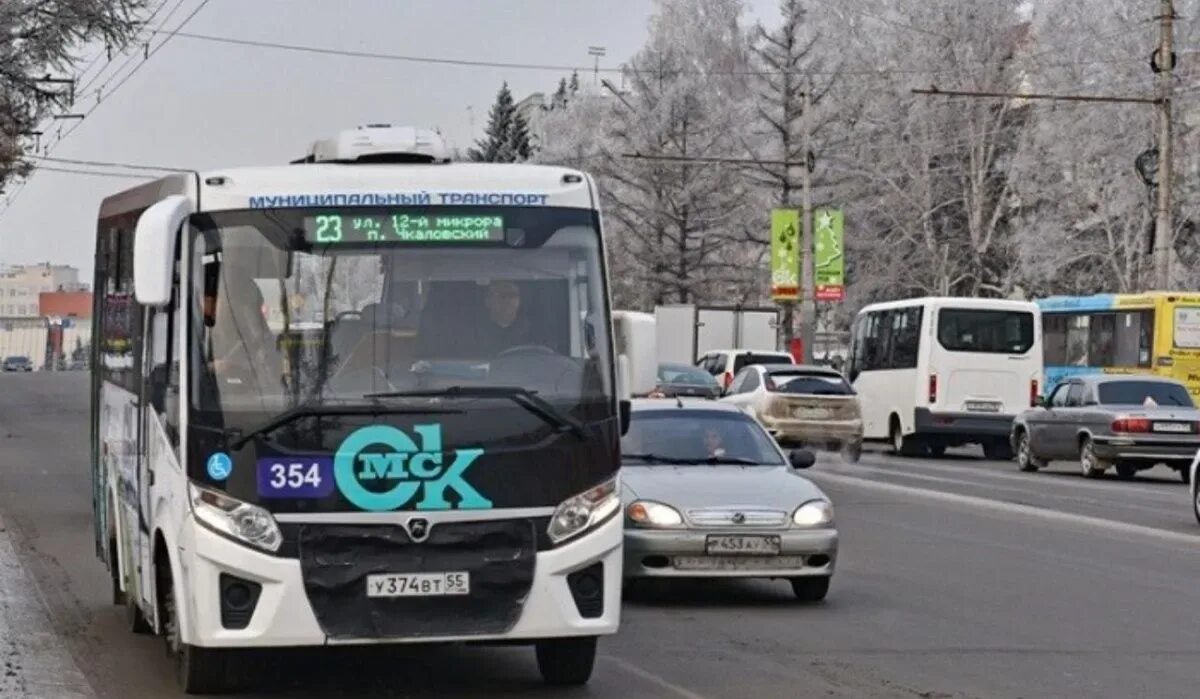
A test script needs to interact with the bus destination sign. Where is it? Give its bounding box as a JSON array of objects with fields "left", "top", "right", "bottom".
[{"left": 303, "top": 212, "right": 505, "bottom": 245}]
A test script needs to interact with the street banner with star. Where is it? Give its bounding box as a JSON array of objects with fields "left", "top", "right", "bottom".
[
  {"left": 770, "top": 208, "right": 800, "bottom": 301},
  {"left": 813, "top": 207, "right": 845, "bottom": 302}
]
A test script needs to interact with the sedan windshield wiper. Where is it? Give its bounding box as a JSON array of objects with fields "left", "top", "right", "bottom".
[
  {"left": 229, "top": 400, "right": 461, "bottom": 451},
  {"left": 703, "top": 456, "right": 763, "bottom": 466},
  {"left": 363, "top": 385, "right": 587, "bottom": 441}
]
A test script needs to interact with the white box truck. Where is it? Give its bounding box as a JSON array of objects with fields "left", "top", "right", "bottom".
[{"left": 653, "top": 304, "right": 780, "bottom": 365}]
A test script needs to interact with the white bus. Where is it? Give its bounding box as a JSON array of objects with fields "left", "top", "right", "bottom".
[
  {"left": 847, "top": 297, "right": 1042, "bottom": 459},
  {"left": 89, "top": 125, "right": 654, "bottom": 693}
]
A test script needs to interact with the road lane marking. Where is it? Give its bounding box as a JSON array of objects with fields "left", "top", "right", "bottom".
[
  {"left": 820, "top": 463, "right": 1180, "bottom": 517},
  {"left": 847, "top": 455, "right": 1182, "bottom": 503},
  {"left": 602, "top": 654, "right": 711, "bottom": 699},
  {"left": 808, "top": 470, "right": 1200, "bottom": 548}
]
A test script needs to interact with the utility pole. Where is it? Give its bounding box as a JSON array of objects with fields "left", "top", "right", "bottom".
[
  {"left": 588, "top": 46, "right": 606, "bottom": 88},
  {"left": 1153, "top": 0, "right": 1175, "bottom": 290},
  {"left": 798, "top": 81, "right": 816, "bottom": 365}
]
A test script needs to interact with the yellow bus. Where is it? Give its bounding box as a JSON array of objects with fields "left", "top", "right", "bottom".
[{"left": 1036, "top": 292, "right": 1200, "bottom": 400}]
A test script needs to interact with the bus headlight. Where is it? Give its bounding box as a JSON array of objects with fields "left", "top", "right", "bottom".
[
  {"left": 547, "top": 476, "right": 620, "bottom": 545},
  {"left": 188, "top": 483, "right": 282, "bottom": 553},
  {"left": 792, "top": 499, "right": 834, "bottom": 528}
]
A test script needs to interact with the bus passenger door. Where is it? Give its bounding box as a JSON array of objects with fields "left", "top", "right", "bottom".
[
  {"left": 130, "top": 308, "right": 157, "bottom": 622},
  {"left": 1165, "top": 304, "right": 1200, "bottom": 401}
]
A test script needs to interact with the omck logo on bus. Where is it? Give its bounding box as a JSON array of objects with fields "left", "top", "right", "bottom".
[{"left": 334, "top": 424, "right": 492, "bottom": 512}]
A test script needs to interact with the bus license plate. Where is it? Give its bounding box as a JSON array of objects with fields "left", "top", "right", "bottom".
[
  {"left": 705, "top": 535, "right": 781, "bottom": 555},
  {"left": 966, "top": 401, "right": 1000, "bottom": 413},
  {"left": 366, "top": 572, "right": 470, "bottom": 598},
  {"left": 1153, "top": 422, "right": 1192, "bottom": 433}
]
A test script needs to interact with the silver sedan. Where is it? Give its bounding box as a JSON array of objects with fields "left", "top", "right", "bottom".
[
  {"left": 1012, "top": 375, "right": 1200, "bottom": 482},
  {"left": 619, "top": 399, "right": 837, "bottom": 601}
]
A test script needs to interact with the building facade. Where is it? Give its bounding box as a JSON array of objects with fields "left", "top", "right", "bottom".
[{"left": 0, "top": 263, "right": 87, "bottom": 318}]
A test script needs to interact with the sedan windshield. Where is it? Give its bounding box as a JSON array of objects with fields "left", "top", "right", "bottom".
[
  {"left": 1097, "top": 381, "right": 1194, "bottom": 407},
  {"left": 658, "top": 364, "right": 718, "bottom": 387},
  {"left": 622, "top": 410, "right": 785, "bottom": 466},
  {"left": 189, "top": 206, "right": 612, "bottom": 417},
  {"left": 768, "top": 371, "right": 853, "bottom": 395}
]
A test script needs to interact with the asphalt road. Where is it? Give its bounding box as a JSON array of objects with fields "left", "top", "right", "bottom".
[{"left": 2, "top": 373, "right": 1200, "bottom": 698}]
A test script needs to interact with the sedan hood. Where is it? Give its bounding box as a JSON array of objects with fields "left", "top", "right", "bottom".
[{"left": 620, "top": 464, "right": 827, "bottom": 510}]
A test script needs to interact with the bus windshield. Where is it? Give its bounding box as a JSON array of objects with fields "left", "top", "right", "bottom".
[{"left": 189, "top": 206, "right": 612, "bottom": 416}]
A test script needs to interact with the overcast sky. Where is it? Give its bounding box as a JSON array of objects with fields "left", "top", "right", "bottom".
[{"left": 0, "top": 0, "right": 777, "bottom": 279}]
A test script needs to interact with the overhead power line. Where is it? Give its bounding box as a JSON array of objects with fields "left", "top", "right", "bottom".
[
  {"left": 28, "top": 155, "right": 191, "bottom": 173},
  {"left": 163, "top": 30, "right": 1148, "bottom": 77},
  {"left": 913, "top": 87, "right": 1160, "bottom": 105},
  {"left": 0, "top": 0, "right": 211, "bottom": 220},
  {"left": 22, "top": 165, "right": 154, "bottom": 180}
]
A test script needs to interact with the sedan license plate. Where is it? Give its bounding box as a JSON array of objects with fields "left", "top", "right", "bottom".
[
  {"left": 705, "top": 535, "right": 781, "bottom": 556},
  {"left": 794, "top": 407, "right": 829, "bottom": 419},
  {"left": 966, "top": 401, "right": 1000, "bottom": 413},
  {"left": 366, "top": 572, "right": 470, "bottom": 598},
  {"left": 1152, "top": 422, "right": 1193, "bottom": 433}
]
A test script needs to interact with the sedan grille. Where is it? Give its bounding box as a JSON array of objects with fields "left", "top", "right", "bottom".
[{"left": 686, "top": 508, "right": 788, "bottom": 527}]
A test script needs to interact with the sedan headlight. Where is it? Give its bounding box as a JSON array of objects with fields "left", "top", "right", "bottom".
[
  {"left": 188, "top": 482, "right": 282, "bottom": 553},
  {"left": 547, "top": 476, "right": 620, "bottom": 544},
  {"left": 792, "top": 499, "right": 834, "bottom": 528},
  {"left": 626, "top": 500, "right": 684, "bottom": 527}
]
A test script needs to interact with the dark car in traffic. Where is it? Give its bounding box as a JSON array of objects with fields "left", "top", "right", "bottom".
[
  {"left": 652, "top": 362, "right": 722, "bottom": 399},
  {"left": 2, "top": 356, "right": 33, "bottom": 372},
  {"left": 1011, "top": 375, "right": 1200, "bottom": 482}
]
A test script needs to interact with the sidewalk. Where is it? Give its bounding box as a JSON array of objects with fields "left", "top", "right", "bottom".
[{"left": 0, "top": 513, "right": 95, "bottom": 699}]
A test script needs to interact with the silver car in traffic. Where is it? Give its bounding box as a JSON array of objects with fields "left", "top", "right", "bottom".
[
  {"left": 1011, "top": 375, "right": 1200, "bottom": 482},
  {"left": 620, "top": 399, "right": 837, "bottom": 601}
]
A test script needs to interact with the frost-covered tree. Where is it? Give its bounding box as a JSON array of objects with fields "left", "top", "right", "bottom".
[
  {"left": 598, "top": 0, "right": 758, "bottom": 307},
  {"left": 468, "top": 82, "right": 531, "bottom": 163},
  {"left": 0, "top": 0, "right": 145, "bottom": 193},
  {"left": 831, "top": 0, "right": 1032, "bottom": 300}
]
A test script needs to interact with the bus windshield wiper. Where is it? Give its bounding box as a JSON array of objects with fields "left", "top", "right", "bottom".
[
  {"left": 364, "top": 385, "right": 588, "bottom": 441},
  {"left": 229, "top": 400, "right": 461, "bottom": 450}
]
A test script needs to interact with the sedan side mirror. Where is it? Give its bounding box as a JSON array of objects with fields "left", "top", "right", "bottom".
[{"left": 788, "top": 449, "right": 816, "bottom": 469}]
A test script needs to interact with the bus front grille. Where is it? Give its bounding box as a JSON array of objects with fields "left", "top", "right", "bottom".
[{"left": 297, "top": 519, "right": 536, "bottom": 639}]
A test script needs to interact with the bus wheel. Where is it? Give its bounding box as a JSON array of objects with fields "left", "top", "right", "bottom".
[
  {"left": 126, "top": 592, "right": 152, "bottom": 635},
  {"left": 109, "top": 536, "right": 124, "bottom": 606},
  {"left": 535, "top": 636, "right": 597, "bottom": 686},
  {"left": 161, "top": 558, "right": 231, "bottom": 694},
  {"left": 982, "top": 439, "right": 1014, "bottom": 461},
  {"left": 890, "top": 419, "right": 923, "bottom": 457}
]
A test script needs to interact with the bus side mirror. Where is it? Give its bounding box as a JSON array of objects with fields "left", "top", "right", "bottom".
[{"left": 134, "top": 195, "right": 191, "bottom": 307}]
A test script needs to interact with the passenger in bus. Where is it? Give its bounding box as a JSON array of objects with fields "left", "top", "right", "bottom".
[{"left": 207, "top": 263, "right": 283, "bottom": 390}]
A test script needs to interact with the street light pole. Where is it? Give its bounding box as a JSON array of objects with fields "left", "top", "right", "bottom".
[
  {"left": 798, "top": 81, "right": 815, "bottom": 365},
  {"left": 1153, "top": 0, "right": 1175, "bottom": 290}
]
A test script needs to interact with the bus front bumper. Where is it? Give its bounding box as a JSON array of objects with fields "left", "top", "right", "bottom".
[{"left": 177, "top": 513, "right": 622, "bottom": 648}]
